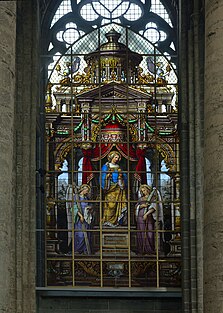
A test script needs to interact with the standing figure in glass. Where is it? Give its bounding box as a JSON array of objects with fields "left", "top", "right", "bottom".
[
  {"left": 135, "top": 185, "right": 163, "bottom": 254},
  {"left": 101, "top": 151, "right": 128, "bottom": 227},
  {"left": 67, "top": 184, "right": 93, "bottom": 254}
]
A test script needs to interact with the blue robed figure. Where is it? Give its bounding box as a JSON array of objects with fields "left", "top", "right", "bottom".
[
  {"left": 101, "top": 151, "right": 128, "bottom": 227},
  {"left": 66, "top": 184, "right": 93, "bottom": 254}
]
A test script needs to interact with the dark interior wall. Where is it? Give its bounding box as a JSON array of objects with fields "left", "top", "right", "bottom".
[{"left": 37, "top": 295, "right": 182, "bottom": 313}]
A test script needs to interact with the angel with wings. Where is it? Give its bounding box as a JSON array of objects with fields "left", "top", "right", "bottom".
[{"left": 66, "top": 184, "right": 93, "bottom": 254}]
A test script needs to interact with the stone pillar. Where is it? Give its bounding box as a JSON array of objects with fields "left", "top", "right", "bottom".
[
  {"left": 179, "top": 1, "right": 192, "bottom": 311},
  {"left": 0, "top": 1, "right": 39, "bottom": 312},
  {"left": 0, "top": 2, "right": 17, "bottom": 312},
  {"left": 189, "top": 2, "right": 205, "bottom": 313},
  {"left": 180, "top": 0, "right": 205, "bottom": 312},
  {"left": 204, "top": 1, "right": 223, "bottom": 312},
  {"left": 15, "top": 0, "right": 39, "bottom": 312}
]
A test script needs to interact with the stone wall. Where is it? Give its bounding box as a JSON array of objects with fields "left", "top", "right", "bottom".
[
  {"left": 0, "top": 2, "right": 17, "bottom": 312},
  {"left": 0, "top": 1, "right": 39, "bottom": 311},
  {"left": 37, "top": 296, "right": 182, "bottom": 313},
  {"left": 12, "top": 0, "right": 39, "bottom": 312},
  {"left": 204, "top": 0, "right": 223, "bottom": 312}
]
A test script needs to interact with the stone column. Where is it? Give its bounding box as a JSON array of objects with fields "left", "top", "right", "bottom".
[
  {"left": 204, "top": 1, "right": 223, "bottom": 312},
  {"left": 0, "top": 2, "right": 17, "bottom": 312},
  {"left": 180, "top": 1, "right": 205, "bottom": 312},
  {"left": 15, "top": 0, "right": 39, "bottom": 312},
  {"left": 179, "top": 1, "right": 191, "bottom": 311},
  {"left": 189, "top": 1, "right": 205, "bottom": 312}
]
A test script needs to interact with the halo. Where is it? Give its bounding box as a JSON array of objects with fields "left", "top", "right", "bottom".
[
  {"left": 139, "top": 184, "right": 152, "bottom": 193},
  {"left": 107, "top": 151, "right": 121, "bottom": 162},
  {"left": 79, "top": 184, "right": 91, "bottom": 193}
]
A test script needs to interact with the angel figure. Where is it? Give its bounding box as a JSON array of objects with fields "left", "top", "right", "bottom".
[{"left": 66, "top": 184, "right": 93, "bottom": 254}]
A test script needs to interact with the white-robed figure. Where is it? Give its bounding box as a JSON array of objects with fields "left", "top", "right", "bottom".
[
  {"left": 66, "top": 184, "right": 93, "bottom": 254},
  {"left": 135, "top": 185, "right": 164, "bottom": 254}
]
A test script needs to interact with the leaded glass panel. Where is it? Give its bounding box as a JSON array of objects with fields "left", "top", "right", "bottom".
[{"left": 44, "top": 21, "right": 180, "bottom": 288}]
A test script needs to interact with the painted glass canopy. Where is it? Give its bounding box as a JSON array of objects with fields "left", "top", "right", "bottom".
[{"left": 43, "top": 0, "right": 180, "bottom": 289}]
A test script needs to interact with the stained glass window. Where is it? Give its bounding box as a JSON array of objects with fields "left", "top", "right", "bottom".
[
  {"left": 43, "top": 0, "right": 180, "bottom": 289},
  {"left": 51, "top": 0, "right": 72, "bottom": 28}
]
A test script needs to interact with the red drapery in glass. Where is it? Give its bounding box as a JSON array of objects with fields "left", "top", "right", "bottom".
[
  {"left": 134, "top": 147, "right": 147, "bottom": 184},
  {"left": 82, "top": 148, "right": 94, "bottom": 184},
  {"left": 82, "top": 144, "right": 147, "bottom": 184}
]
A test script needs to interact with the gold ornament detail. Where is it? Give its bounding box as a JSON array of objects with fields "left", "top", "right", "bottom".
[
  {"left": 54, "top": 140, "right": 79, "bottom": 171},
  {"left": 129, "top": 124, "right": 138, "bottom": 142},
  {"left": 91, "top": 124, "right": 100, "bottom": 142},
  {"left": 73, "top": 67, "right": 91, "bottom": 85},
  {"left": 156, "top": 142, "right": 176, "bottom": 172},
  {"left": 132, "top": 261, "right": 156, "bottom": 276},
  {"left": 45, "top": 83, "right": 53, "bottom": 112},
  {"left": 77, "top": 261, "right": 100, "bottom": 277},
  {"left": 137, "top": 67, "right": 154, "bottom": 84}
]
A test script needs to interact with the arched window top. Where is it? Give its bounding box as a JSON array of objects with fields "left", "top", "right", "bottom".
[
  {"left": 51, "top": 0, "right": 72, "bottom": 28},
  {"left": 51, "top": 0, "right": 174, "bottom": 28},
  {"left": 45, "top": 0, "right": 177, "bottom": 59}
]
